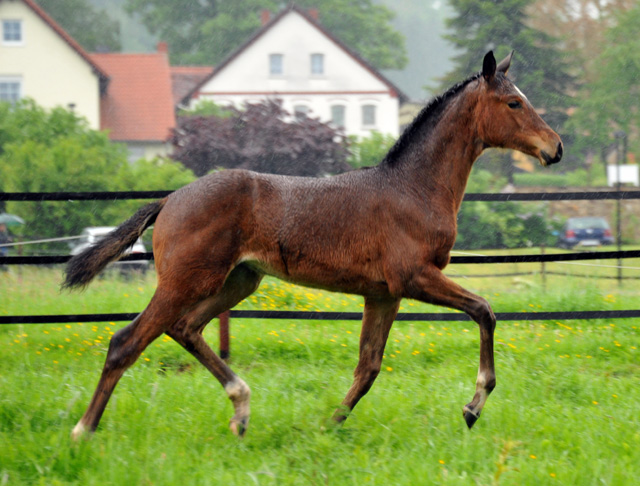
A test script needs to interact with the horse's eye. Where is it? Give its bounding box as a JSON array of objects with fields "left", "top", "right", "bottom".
[{"left": 508, "top": 100, "right": 522, "bottom": 109}]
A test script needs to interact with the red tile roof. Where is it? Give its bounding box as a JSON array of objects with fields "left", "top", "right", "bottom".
[
  {"left": 91, "top": 52, "right": 176, "bottom": 142},
  {"left": 170, "top": 66, "right": 213, "bottom": 105}
]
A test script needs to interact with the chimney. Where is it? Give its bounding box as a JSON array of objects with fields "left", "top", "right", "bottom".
[
  {"left": 308, "top": 8, "right": 319, "bottom": 21},
  {"left": 260, "top": 9, "right": 271, "bottom": 25},
  {"left": 157, "top": 41, "right": 168, "bottom": 54}
]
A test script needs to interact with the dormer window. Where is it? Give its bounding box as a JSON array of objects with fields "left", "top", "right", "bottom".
[
  {"left": 311, "top": 53, "right": 324, "bottom": 75},
  {"left": 2, "top": 20, "right": 23, "bottom": 45},
  {"left": 269, "top": 53, "right": 283, "bottom": 75}
]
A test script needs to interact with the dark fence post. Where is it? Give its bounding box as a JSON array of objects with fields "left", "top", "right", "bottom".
[
  {"left": 219, "top": 310, "right": 230, "bottom": 361},
  {"left": 540, "top": 243, "right": 546, "bottom": 292}
]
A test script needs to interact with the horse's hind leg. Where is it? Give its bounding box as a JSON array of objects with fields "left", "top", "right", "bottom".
[
  {"left": 71, "top": 290, "right": 186, "bottom": 440},
  {"left": 332, "top": 297, "right": 400, "bottom": 423},
  {"left": 165, "top": 264, "right": 262, "bottom": 437}
]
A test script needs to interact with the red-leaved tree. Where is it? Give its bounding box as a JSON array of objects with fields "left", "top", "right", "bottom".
[{"left": 171, "top": 100, "right": 351, "bottom": 177}]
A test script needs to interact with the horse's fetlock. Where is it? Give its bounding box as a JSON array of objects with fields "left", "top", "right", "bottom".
[{"left": 225, "top": 377, "right": 250, "bottom": 403}]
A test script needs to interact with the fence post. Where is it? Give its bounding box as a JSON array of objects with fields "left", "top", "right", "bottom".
[
  {"left": 219, "top": 311, "right": 230, "bottom": 360},
  {"left": 540, "top": 243, "right": 546, "bottom": 292}
]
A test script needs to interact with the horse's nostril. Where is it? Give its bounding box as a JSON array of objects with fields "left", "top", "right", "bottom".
[{"left": 556, "top": 142, "right": 563, "bottom": 160}]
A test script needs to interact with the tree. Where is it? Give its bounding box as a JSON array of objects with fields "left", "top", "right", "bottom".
[
  {"left": 569, "top": 4, "right": 640, "bottom": 157},
  {"left": 35, "top": 0, "right": 121, "bottom": 52},
  {"left": 454, "top": 169, "right": 558, "bottom": 249},
  {"left": 527, "top": 0, "right": 634, "bottom": 82},
  {"left": 440, "top": 0, "right": 576, "bottom": 176},
  {"left": 0, "top": 100, "right": 194, "bottom": 252},
  {"left": 125, "top": 0, "right": 407, "bottom": 70},
  {"left": 347, "top": 132, "right": 396, "bottom": 169},
  {"left": 171, "top": 100, "right": 350, "bottom": 177}
]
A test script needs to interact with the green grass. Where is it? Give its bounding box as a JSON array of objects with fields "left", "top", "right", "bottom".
[{"left": 1, "top": 261, "right": 639, "bottom": 485}]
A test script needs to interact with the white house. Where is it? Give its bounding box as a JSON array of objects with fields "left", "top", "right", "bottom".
[
  {"left": 183, "top": 6, "right": 407, "bottom": 138},
  {"left": 0, "top": 0, "right": 178, "bottom": 160},
  {"left": 0, "top": 0, "right": 107, "bottom": 129}
]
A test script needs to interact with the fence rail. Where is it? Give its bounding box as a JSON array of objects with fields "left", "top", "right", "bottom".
[
  {"left": 2, "top": 309, "right": 639, "bottom": 325},
  {"left": 3, "top": 190, "right": 640, "bottom": 201},
  {"left": 2, "top": 189, "right": 639, "bottom": 355},
  {"left": 3, "top": 249, "right": 640, "bottom": 266}
]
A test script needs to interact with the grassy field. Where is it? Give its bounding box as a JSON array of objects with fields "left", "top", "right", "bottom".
[{"left": 1, "top": 255, "right": 639, "bottom": 485}]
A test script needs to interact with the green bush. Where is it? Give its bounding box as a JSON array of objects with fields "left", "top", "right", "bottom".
[
  {"left": 0, "top": 100, "right": 195, "bottom": 254},
  {"left": 347, "top": 131, "right": 396, "bottom": 169},
  {"left": 455, "top": 169, "right": 559, "bottom": 249}
]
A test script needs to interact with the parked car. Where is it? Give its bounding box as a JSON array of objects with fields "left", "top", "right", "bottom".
[
  {"left": 556, "top": 217, "right": 615, "bottom": 249},
  {"left": 70, "top": 227, "right": 149, "bottom": 274}
]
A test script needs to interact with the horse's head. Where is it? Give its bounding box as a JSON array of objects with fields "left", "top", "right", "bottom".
[{"left": 475, "top": 51, "right": 563, "bottom": 167}]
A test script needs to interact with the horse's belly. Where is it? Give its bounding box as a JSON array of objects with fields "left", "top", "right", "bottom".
[{"left": 240, "top": 251, "right": 390, "bottom": 297}]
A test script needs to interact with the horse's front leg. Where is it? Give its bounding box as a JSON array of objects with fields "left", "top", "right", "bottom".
[
  {"left": 405, "top": 265, "right": 497, "bottom": 429},
  {"left": 332, "top": 297, "right": 401, "bottom": 423}
]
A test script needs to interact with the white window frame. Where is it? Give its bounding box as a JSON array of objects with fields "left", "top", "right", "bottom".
[
  {"left": 269, "top": 53, "right": 283, "bottom": 76},
  {"left": 310, "top": 53, "right": 324, "bottom": 76},
  {"left": 361, "top": 104, "right": 377, "bottom": 128},
  {"left": 293, "top": 104, "right": 310, "bottom": 121},
  {"left": 330, "top": 104, "right": 346, "bottom": 128},
  {"left": 0, "top": 76, "right": 22, "bottom": 104},
  {"left": 2, "top": 19, "right": 23, "bottom": 46}
]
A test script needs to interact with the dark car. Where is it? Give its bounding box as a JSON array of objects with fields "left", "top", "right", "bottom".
[{"left": 556, "top": 217, "right": 615, "bottom": 249}]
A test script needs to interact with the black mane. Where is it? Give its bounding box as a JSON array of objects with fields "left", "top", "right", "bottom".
[{"left": 381, "top": 72, "right": 482, "bottom": 167}]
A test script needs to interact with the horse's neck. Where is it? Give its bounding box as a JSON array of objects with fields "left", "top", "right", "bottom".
[{"left": 396, "top": 92, "right": 483, "bottom": 211}]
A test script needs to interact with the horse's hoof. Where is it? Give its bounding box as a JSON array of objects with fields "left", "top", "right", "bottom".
[
  {"left": 229, "top": 417, "right": 248, "bottom": 437},
  {"left": 463, "top": 409, "right": 480, "bottom": 429},
  {"left": 70, "top": 422, "right": 91, "bottom": 441},
  {"left": 331, "top": 405, "right": 350, "bottom": 424}
]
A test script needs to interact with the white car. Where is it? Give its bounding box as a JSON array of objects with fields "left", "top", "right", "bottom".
[{"left": 70, "top": 227, "right": 149, "bottom": 274}]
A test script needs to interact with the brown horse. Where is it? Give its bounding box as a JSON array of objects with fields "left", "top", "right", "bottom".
[{"left": 64, "top": 51, "right": 562, "bottom": 440}]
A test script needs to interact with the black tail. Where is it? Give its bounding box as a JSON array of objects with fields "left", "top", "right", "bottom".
[{"left": 63, "top": 199, "right": 167, "bottom": 290}]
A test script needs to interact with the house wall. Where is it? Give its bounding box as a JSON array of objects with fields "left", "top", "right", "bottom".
[
  {"left": 193, "top": 11, "right": 400, "bottom": 138},
  {"left": 0, "top": 0, "right": 101, "bottom": 128},
  {"left": 124, "top": 141, "right": 172, "bottom": 163}
]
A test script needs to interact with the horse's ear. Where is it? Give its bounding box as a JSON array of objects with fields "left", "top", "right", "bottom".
[
  {"left": 497, "top": 50, "right": 514, "bottom": 75},
  {"left": 482, "top": 51, "right": 497, "bottom": 81}
]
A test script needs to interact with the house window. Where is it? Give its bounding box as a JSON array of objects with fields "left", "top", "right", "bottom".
[
  {"left": 0, "top": 78, "right": 21, "bottom": 103},
  {"left": 269, "top": 54, "right": 283, "bottom": 75},
  {"left": 331, "top": 105, "right": 345, "bottom": 128},
  {"left": 294, "top": 105, "right": 310, "bottom": 120},
  {"left": 362, "top": 104, "right": 376, "bottom": 127},
  {"left": 2, "top": 20, "right": 22, "bottom": 45},
  {"left": 311, "top": 53, "right": 324, "bottom": 75}
]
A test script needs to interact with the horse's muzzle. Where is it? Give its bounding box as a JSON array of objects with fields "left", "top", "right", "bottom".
[{"left": 542, "top": 142, "right": 563, "bottom": 166}]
